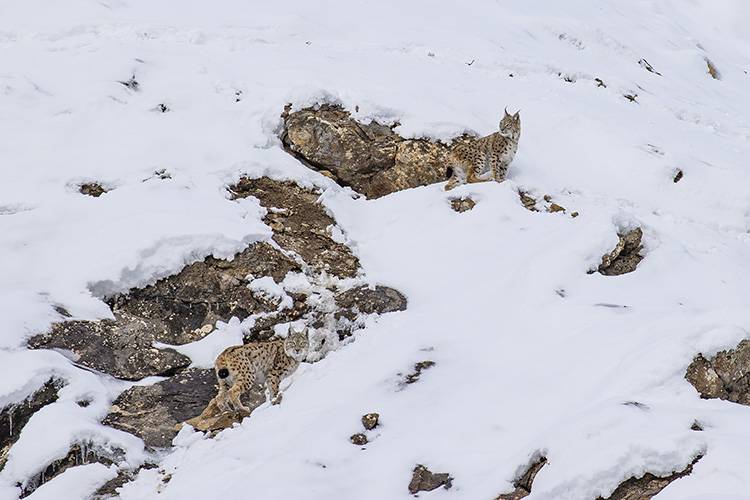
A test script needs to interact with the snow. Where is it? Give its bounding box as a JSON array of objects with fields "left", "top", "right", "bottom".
[{"left": 2, "top": 0, "right": 750, "bottom": 498}]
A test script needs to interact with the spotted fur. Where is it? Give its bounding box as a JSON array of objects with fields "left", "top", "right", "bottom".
[
  {"left": 445, "top": 108, "right": 521, "bottom": 190},
  {"left": 210, "top": 328, "right": 310, "bottom": 412}
]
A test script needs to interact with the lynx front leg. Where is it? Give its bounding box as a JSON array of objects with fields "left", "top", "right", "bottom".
[
  {"left": 491, "top": 162, "right": 509, "bottom": 183},
  {"left": 265, "top": 373, "right": 282, "bottom": 405}
]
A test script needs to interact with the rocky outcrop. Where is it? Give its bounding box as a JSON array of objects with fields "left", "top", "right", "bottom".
[
  {"left": 230, "top": 177, "right": 359, "bottom": 278},
  {"left": 450, "top": 197, "right": 476, "bottom": 213},
  {"left": 103, "top": 369, "right": 262, "bottom": 448},
  {"left": 280, "top": 104, "right": 471, "bottom": 198},
  {"left": 0, "top": 379, "right": 63, "bottom": 472},
  {"left": 597, "top": 228, "right": 643, "bottom": 276},
  {"left": 19, "top": 442, "right": 124, "bottom": 498},
  {"left": 686, "top": 340, "right": 750, "bottom": 404},
  {"left": 28, "top": 242, "right": 301, "bottom": 380},
  {"left": 335, "top": 285, "right": 407, "bottom": 321},
  {"left": 408, "top": 464, "right": 453, "bottom": 494},
  {"left": 597, "top": 456, "right": 701, "bottom": 500},
  {"left": 496, "top": 456, "right": 547, "bottom": 500}
]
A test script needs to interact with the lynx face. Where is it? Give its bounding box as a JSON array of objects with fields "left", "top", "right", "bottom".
[
  {"left": 499, "top": 109, "right": 521, "bottom": 137},
  {"left": 284, "top": 328, "right": 310, "bottom": 361}
]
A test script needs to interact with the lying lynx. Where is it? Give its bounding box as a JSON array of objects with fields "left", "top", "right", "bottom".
[
  {"left": 445, "top": 108, "right": 521, "bottom": 190},
  {"left": 210, "top": 328, "right": 310, "bottom": 412}
]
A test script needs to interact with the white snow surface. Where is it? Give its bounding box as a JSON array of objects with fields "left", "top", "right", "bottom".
[{"left": 1, "top": 0, "right": 750, "bottom": 498}]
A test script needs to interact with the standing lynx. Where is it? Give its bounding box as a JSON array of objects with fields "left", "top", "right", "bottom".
[
  {"left": 210, "top": 328, "right": 310, "bottom": 412},
  {"left": 445, "top": 108, "right": 521, "bottom": 190}
]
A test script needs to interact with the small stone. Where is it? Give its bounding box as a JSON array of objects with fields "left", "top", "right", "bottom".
[
  {"left": 673, "top": 169, "right": 684, "bottom": 183},
  {"left": 691, "top": 421, "right": 704, "bottom": 431},
  {"left": 571, "top": 211, "right": 579, "bottom": 218},
  {"left": 350, "top": 433, "right": 368, "bottom": 446},
  {"left": 361, "top": 413, "right": 380, "bottom": 430},
  {"left": 79, "top": 183, "right": 108, "bottom": 197},
  {"left": 548, "top": 203, "right": 565, "bottom": 213},
  {"left": 408, "top": 464, "right": 453, "bottom": 494},
  {"left": 450, "top": 197, "right": 476, "bottom": 213}
]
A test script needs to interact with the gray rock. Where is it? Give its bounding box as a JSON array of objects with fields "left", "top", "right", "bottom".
[
  {"left": 496, "top": 456, "right": 547, "bottom": 500},
  {"left": 686, "top": 340, "right": 750, "bottom": 405},
  {"left": 0, "top": 379, "right": 63, "bottom": 473},
  {"left": 596, "top": 456, "right": 701, "bottom": 500},
  {"left": 102, "top": 369, "right": 251, "bottom": 448},
  {"left": 336, "top": 285, "right": 407, "bottom": 320},
  {"left": 408, "top": 464, "right": 453, "bottom": 494},
  {"left": 28, "top": 317, "right": 191, "bottom": 381},
  {"left": 597, "top": 228, "right": 643, "bottom": 276},
  {"left": 230, "top": 177, "right": 360, "bottom": 278},
  {"left": 280, "top": 104, "right": 471, "bottom": 198},
  {"left": 19, "top": 441, "right": 124, "bottom": 498}
]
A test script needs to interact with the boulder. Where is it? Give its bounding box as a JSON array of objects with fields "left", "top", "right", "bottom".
[
  {"left": 597, "top": 228, "right": 643, "bottom": 276},
  {"left": 408, "top": 464, "right": 453, "bottom": 494},
  {"left": 0, "top": 379, "right": 63, "bottom": 472},
  {"left": 280, "top": 104, "right": 470, "bottom": 198},
  {"left": 496, "top": 456, "right": 547, "bottom": 500},
  {"left": 597, "top": 457, "right": 701, "bottom": 500},
  {"left": 686, "top": 340, "right": 750, "bottom": 404},
  {"left": 102, "top": 369, "right": 261, "bottom": 448}
]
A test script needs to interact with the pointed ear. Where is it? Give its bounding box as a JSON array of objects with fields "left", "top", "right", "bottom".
[
  {"left": 504, "top": 107, "right": 509, "bottom": 117},
  {"left": 514, "top": 110, "right": 520, "bottom": 119}
]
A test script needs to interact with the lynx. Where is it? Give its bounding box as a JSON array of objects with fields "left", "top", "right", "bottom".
[
  {"left": 209, "top": 328, "right": 310, "bottom": 412},
  {"left": 445, "top": 108, "right": 521, "bottom": 190}
]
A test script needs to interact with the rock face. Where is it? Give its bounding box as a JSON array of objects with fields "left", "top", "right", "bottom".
[
  {"left": 28, "top": 318, "right": 192, "bottom": 381},
  {"left": 103, "top": 369, "right": 263, "bottom": 448},
  {"left": 597, "top": 228, "right": 643, "bottom": 276},
  {"left": 280, "top": 104, "right": 470, "bottom": 198},
  {"left": 408, "top": 464, "right": 453, "bottom": 494},
  {"left": 0, "top": 379, "right": 63, "bottom": 472},
  {"left": 335, "top": 285, "right": 407, "bottom": 321},
  {"left": 230, "top": 177, "right": 359, "bottom": 278},
  {"left": 28, "top": 242, "right": 301, "bottom": 380},
  {"left": 686, "top": 340, "right": 750, "bottom": 404},
  {"left": 20, "top": 442, "right": 123, "bottom": 498},
  {"left": 597, "top": 457, "right": 701, "bottom": 500},
  {"left": 496, "top": 456, "right": 547, "bottom": 500}
]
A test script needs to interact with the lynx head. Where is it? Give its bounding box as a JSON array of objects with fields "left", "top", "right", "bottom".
[
  {"left": 499, "top": 107, "right": 521, "bottom": 139},
  {"left": 284, "top": 327, "right": 310, "bottom": 361}
]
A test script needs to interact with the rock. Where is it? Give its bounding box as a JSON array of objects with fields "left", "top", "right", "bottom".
[
  {"left": 597, "top": 228, "right": 643, "bottom": 276},
  {"left": 350, "top": 433, "right": 368, "bottom": 446},
  {"left": 673, "top": 169, "right": 684, "bottom": 183},
  {"left": 401, "top": 361, "right": 435, "bottom": 386},
  {"left": 686, "top": 340, "right": 750, "bottom": 404},
  {"left": 280, "top": 104, "right": 469, "bottom": 198},
  {"left": 597, "top": 456, "right": 701, "bottom": 500},
  {"left": 79, "top": 183, "right": 108, "bottom": 197},
  {"left": 28, "top": 317, "right": 192, "bottom": 381},
  {"left": 107, "top": 241, "right": 301, "bottom": 343},
  {"left": 93, "top": 464, "right": 158, "bottom": 499},
  {"left": 230, "top": 177, "right": 359, "bottom": 278},
  {"left": 29, "top": 242, "right": 300, "bottom": 380},
  {"left": 518, "top": 191, "right": 539, "bottom": 212},
  {"left": 0, "top": 379, "right": 63, "bottom": 472},
  {"left": 450, "top": 197, "right": 476, "bottom": 213},
  {"left": 335, "top": 285, "right": 407, "bottom": 320},
  {"left": 496, "top": 456, "right": 547, "bottom": 500},
  {"left": 705, "top": 58, "right": 721, "bottom": 80},
  {"left": 548, "top": 202, "right": 565, "bottom": 213},
  {"left": 184, "top": 408, "right": 251, "bottom": 433},
  {"left": 19, "top": 441, "right": 124, "bottom": 498},
  {"left": 103, "top": 369, "right": 262, "bottom": 448},
  {"left": 361, "top": 413, "right": 379, "bottom": 430},
  {"left": 408, "top": 464, "right": 453, "bottom": 494}
]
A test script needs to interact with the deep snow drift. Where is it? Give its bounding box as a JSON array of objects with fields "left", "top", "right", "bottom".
[{"left": 2, "top": 0, "right": 750, "bottom": 498}]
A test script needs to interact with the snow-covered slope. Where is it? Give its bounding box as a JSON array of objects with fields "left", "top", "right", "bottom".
[{"left": 2, "top": 0, "right": 750, "bottom": 498}]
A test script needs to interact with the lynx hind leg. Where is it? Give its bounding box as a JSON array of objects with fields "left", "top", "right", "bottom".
[
  {"left": 227, "top": 383, "right": 252, "bottom": 413},
  {"left": 445, "top": 162, "right": 468, "bottom": 191}
]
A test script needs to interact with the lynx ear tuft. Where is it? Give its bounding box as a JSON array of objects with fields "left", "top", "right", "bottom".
[{"left": 504, "top": 106, "right": 509, "bottom": 117}]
